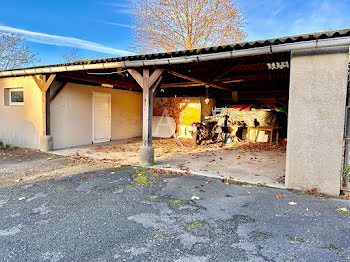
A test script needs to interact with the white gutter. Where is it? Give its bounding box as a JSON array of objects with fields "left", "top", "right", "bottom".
[{"left": 1, "top": 36, "right": 350, "bottom": 77}]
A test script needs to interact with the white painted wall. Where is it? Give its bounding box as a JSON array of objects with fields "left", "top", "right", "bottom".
[{"left": 50, "top": 83, "right": 142, "bottom": 149}]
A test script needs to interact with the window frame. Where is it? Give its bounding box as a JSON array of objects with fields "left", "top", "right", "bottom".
[{"left": 8, "top": 88, "right": 24, "bottom": 106}]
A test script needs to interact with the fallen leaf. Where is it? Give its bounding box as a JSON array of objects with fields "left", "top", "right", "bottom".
[
  {"left": 110, "top": 172, "right": 116, "bottom": 175},
  {"left": 210, "top": 198, "right": 215, "bottom": 200},
  {"left": 28, "top": 169, "right": 33, "bottom": 172},
  {"left": 306, "top": 188, "right": 317, "bottom": 195},
  {"left": 47, "top": 157, "right": 52, "bottom": 160},
  {"left": 276, "top": 194, "right": 283, "bottom": 199},
  {"left": 341, "top": 194, "right": 350, "bottom": 200},
  {"left": 247, "top": 192, "right": 251, "bottom": 194},
  {"left": 315, "top": 194, "right": 324, "bottom": 199}
]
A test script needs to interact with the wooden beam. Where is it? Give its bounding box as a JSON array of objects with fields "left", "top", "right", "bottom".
[
  {"left": 214, "top": 62, "right": 268, "bottom": 80},
  {"left": 128, "top": 69, "right": 144, "bottom": 88},
  {"left": 59, "top": 72, "right": 139, "bottom": 90},
  {"left": 142, "top": 68, "right": 152, "bottom": 147},
  {"left": 46, "top": 90, "right": 51, "bottom": 135},
  {"left": 49, "top": 82, "right": 67, "bottom": 102},
  {"left": 32, "top": 75, "right": 44, "bottom": 90},
  {"left": 167, "top": 70, "right": 232, "bottom": 91},
  {"left": 41, "top": 90, "right": 47, "bottom": 135},
  {"left": 162, "top": 82, "right": 204, "bottom": 88},
  {"left": 128, "top": 68, "right": 165, "bottom": 154},
  {"left": 32, "top": 74, "right": 56, "bottom": 136},
  {"left": 215, "top": 72, "right": 288, "bottom": 83},
  {"left": 43, "top": 74, "right": 56, "bottom": 92},
  {"left": 153, "top": 75, "right": 165, "bottom": 98},
  {"left": 221, "top": 79, "right": 245, "bottom": 84},
  {"left": 149, "top": 69, "right": 164, "bottom": 87}
]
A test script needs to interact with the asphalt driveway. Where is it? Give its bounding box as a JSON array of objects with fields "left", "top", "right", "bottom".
[{"left": 0, "top": 166, "right": 349, "bottom": 262}]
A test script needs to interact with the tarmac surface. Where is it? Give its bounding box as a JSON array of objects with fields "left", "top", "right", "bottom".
[{"left": 0, "top": 166, "right": 349, "bottom": 262}]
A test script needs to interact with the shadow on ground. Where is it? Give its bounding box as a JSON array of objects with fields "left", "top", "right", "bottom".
[{"left": 53, "top": 138, "right": 287, "bottom": 187}]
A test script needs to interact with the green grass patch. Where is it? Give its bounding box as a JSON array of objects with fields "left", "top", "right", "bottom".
[
  {"left": 133, "top": 176, "right": 149, "bottom": 184},
  {"left": 249, "top": 231, "right": 272, "bottom": 241},
  {"left": 169, "top": 199, "right": 190, "bottom": 205},
  {"left": 324, "top": 244, "right": 341, "bottom": 254},
  {"left": 150, "top": 195, "right": 158, "bottom": 201},
  {"left": 181, "top": 221, "right": 210, "bottom": 231},
  {"left": 135, "top": 169, "right": 147, "bottom": 176},
  {"left": 285, "top": 234, "right": 304, "bottom": 242}
]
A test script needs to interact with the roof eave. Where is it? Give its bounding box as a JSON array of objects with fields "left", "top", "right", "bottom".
[{"left": 1, "top": 36, "right": 350, "bottom": 78}]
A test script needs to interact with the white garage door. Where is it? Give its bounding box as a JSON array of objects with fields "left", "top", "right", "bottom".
[{"left": 92, "top": 93, "right": 111, "bottom": 143}]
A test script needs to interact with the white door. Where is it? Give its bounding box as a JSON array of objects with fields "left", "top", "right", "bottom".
[{"left": 92, "top": 93, "right": 111, "bottom": 143}]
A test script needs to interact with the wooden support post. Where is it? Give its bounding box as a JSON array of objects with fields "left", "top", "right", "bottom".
[
  {"left": 32, "top": 74, "right": 56, "bottom": 151},
  {"left": 128, "top": 68, "right": 164, "bottom": 165},
  {"left": 142, "top": 68, "right": 152, "bottom": 147},
  {"left": 153, "top": 75, "right": 164, "bottom": 98}
]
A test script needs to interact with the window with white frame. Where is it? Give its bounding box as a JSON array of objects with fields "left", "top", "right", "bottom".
[{"left": 9, "top": 88, "right": 24, "bottom": 105}]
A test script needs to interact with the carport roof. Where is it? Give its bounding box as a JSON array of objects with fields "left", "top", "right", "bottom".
[{"left": 1, "top": 28, "right": 350, "bottom": 77}]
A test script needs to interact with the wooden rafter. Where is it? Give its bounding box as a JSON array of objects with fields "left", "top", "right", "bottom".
[
  {"left": 167, "top": 70, "right": 232, "bottom": 91},
  {"left": 162, "top": 82, "right": 204, "bottom": 88},
  {"left": 59, "top": 72, "right": 139, "bottom": 90},
  {"left": 214, "top": 62, "right": 268, "bottom": 80},
  {"left": 149, "top": 69, "right": 164, "bottom": 87},
  {"left": 49, "top": 82, "right": 67, "bottom": 102},
  {"left": 127, "top": 69, "right": 143, "bottom": 87},
  {"left": 215, "top": 72, "right": 288, "bottom": 83},
  {"left": 153, "top": 75, "right": 165, "bottom": 98},
  {"left": 128, "top": 69, "right": 165, "bottom": 89}
]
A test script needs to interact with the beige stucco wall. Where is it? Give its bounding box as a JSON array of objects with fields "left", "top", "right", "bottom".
[
  {"left": 286, "top": 46, "right": 349, "bottom": 196},
  {"left": 0, "top": 76, "right": 42, "bottom": 149},
  {"left": 51, "top": 83, "right": 142, "bottom": 149}
]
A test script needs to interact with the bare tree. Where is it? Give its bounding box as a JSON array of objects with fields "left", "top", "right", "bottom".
[
  {"left": 131, "top": 0, "right": 246, "bottom": 53},
  {"left": 62, "top": 48, "right": 84, "bottom": 63},
  {"left": 0, "top": 32, "right": 39, "bottom": 71}
]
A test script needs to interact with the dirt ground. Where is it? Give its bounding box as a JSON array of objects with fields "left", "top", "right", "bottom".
[
  {"left": 53, "top": 138, "right": 287, "bottom": 188},
  {"left": 0, "top": 146, "right": 114, "bottom": 188}
]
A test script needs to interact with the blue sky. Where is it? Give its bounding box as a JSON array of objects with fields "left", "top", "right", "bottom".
[{"left": 0, "top": 0, "right": 349, "bottom": 66}]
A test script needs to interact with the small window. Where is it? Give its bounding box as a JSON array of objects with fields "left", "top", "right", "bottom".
[{"left": 9, "top": 88, "right": 24, "bottom": 105}]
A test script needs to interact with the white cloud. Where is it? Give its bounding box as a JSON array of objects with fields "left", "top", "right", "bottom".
[
  {"left": 112, "top": 9, "right": 132, "bottom": 14},
  {"left": 0, "top": 25, "right": 135, "bottom": 56},
  {"left": 104, "top": 1, "right": 132, "bottom": 14},
  {"left": 102, "top": 21, "right": 133, "bottom": 29},
  {"left": 106, "top": 3, "right": 129, "bottom": 8}
]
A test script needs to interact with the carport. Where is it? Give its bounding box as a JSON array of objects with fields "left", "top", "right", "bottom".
[{"left": 1, "top": 29, "right": 349, "bottom": 196}]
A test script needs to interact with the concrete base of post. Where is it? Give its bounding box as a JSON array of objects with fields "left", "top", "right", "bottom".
[
  {"left": 40, "top": 135, "right": 53, "bottom": 152},
  {"left": 140, "top": 145, "right": 154, "bottom": 166}
]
